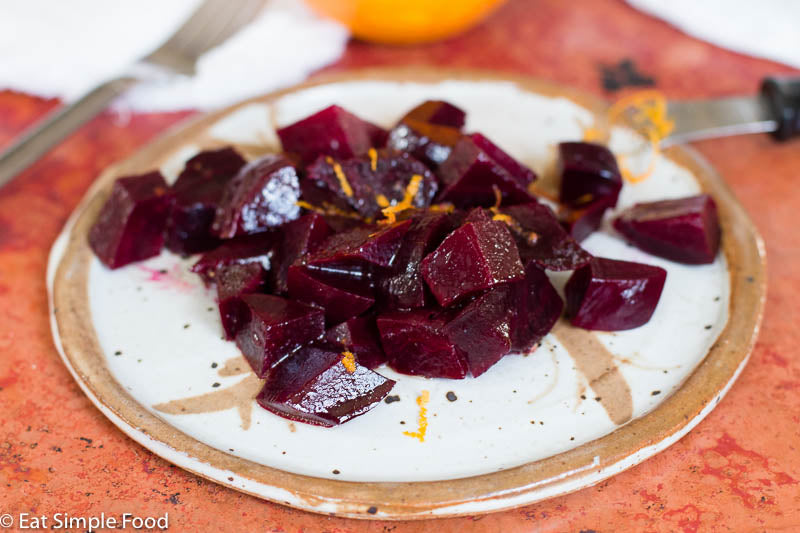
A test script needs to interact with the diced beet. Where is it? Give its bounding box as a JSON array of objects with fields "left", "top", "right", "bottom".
[
  {"left": 191, "top": 232, "right": 278, "bottom": 286},
  {"left": 401, "top": 100, "right": 466, "bottom": 129},
  {"left": 558, "top": 142, "right": 622, "bottom": 208},
  {"left": 500, "top": 202, "right": 591, "bottom": 271},
  {"left": 287, "top": 265, "right": 375, "bottom": 325},
  {"left": 421, "top": 209, "right": 524, "bottom": 306},
  {"left": 234, "top": 294, "right": 325, "bottom": 377},
  {"left": 387, "top": 118, "right": 462, "bottom": 169},
  {"left": 326, "top": 316, "right": 386, "bottom": 369},
  {"left": 212, "top": 155, "right": 301, "bottom": 238},
  {"left": 271, "top": 213, "right": 333, "bottom": 294},
  {"left": 256, "top": 342, "right": 395, "bottom": 427},
  {"left": 561, "top": 197, "right": 613, "bottom": 243},
  {"left": 89, "top": 172, "right": 173, "bottom": 269},
  {"left": 216, "top": 263, "right": 267, "bottom": 339},
  {"left": 565, "top": 257, "right": 666, "bottom": 331},
  {"left": 444, "top": 288, "right": 512, "bottom": 377},
  {"left": 376, "top": 211, "right": 453, "bottom": 310},
  {"left": 276, "top": 105, "right": 387, "bottom": 165},
  {"left": 437, "top": 133, "right": 536, "bottom": 208},
  {"left": 305, "top": 150, "right": 438, "bottom": 219},
  {"left": 507, "top": 261, "right": 563, "bottom": 352},
  {"left": 613, "top": 194, "right": 721, "bottom": 264},
  {"left": 172, "top": 147, "right": 246, "bottom": 191},
  {"left": 377, "top": 310, "right": 468, "bottom": 379}
]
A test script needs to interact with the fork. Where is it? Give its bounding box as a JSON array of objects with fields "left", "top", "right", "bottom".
[{"left": 0, "top": 0, "right": 266, "bottom": 187}]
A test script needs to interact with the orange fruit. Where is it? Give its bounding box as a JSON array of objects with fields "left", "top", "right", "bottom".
[{"left": 305, "top": 0, "right": 506, "bottom": 45}]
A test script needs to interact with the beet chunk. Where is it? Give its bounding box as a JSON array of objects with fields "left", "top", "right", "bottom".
[
  {"left": 234, "top": 294, "right": 325, "bottom": 377},
  {"left": 287, "top": 265, "right": 375, "bottom": 325},
  {"left": 256, "top": 342, "right": 395, "bottom": 427},
  {"left": 565, "top": 257, "right": 667, "bottom": 331},
  {"left": 421, "top": 209, "right": 524, "bottom": 306},
  {"left": 172, "top": 147, "right": 247, "bottom": 191},
  {"left": 89, "top": 172, "right": 173, "bottom": 269},
  {"left": 500, "top": 202, "right": 591, "bottom": 271},
  {"left": 401, "top": 100, "right": 466, "bottom": 129},
  {"left": 216, "top": 263, "right": 267, "bottom": 339},
  {"left": 326, "top": 316, "right": 386, "bottom": 369},
  {"left": 437, "top": 133, "right": 536, "bottom": 208},
  {"left": 213, "top": 155, "right": 301, "bottom": 238},
  {"left": 271, "top": 213, "right": 332, "bottom": 294},
  {"left": 561, "top": 197, "right": 614, "bottom": 243},
  {"left": 387, "top": 118, "right": 462, "bottom": 169},
  {"left": 305, "top": 150, "right": 438, "bottom": 219},
  {"left": 277, "top": 105, "right": 387, "bottom": 165},
  {"left": 191, "top": 232, "right": 278, "bottom": 286},
  {"left": 377, "top": 310, "right": 468, "bottom": 379},
  {"left": 613, "top": 194, "right": 721, "bottom": 264},
  {"left": 558, "top": 142, "right": 622, "bottom": 208},
  {"left": 507, "top": 261, "right": 563, "bottom": 352}
]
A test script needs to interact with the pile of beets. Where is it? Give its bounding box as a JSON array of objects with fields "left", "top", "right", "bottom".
[{"left": 88, "top": 100, "right": 721, "bottom": 427}]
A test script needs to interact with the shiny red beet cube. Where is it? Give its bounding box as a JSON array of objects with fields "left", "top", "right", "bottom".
[
  {"left": 386, "top": 118, "right": 462, "bottom": 169},
  {"left": 561, "top": 196, "right": 614, "bottom": 242},
  {"left": 172, "top": 147, "right": 246, "bottom": 191},
  {"left": 558, "top": 142, "right": 622, "bottom": 208},
  {"left": 507, "top": 261, "right": 563, "bottom": 352},
  {"left": 216, "top": 263, "right": 267, "bottom": 339},
  {"left": 287, "top": 265, "right": 374, "bottom": 325},
  {"left": 89, "top": 172, "right": 173, "bottom": 269},
  {"left": 565, "top": 257, "right": 667, "bottom": 331},
  {"left": 191, "top": 232, "right": 278, "bottom": 286},
  {"left": 271, "top": 213, "right": 332, "bottom": 294},
  {"left": 234, "top": 294, "right": 325, "bottom": 377},
  {"left": 613, "top": 194, "right": 721, "bottom": 264},
  {"left": 401, "top": 100, "right": 466, "bottom": 129},
  {"left": 325, "top": 316, "right": 386, "bottom": 369}
]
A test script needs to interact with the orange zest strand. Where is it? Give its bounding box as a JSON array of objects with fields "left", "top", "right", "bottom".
[
  {"left": 375, "top": 194, "right": 390, "bottom": 208},
  {"left": 368, "top": 147, "right": 378, "bottom": 171},
  {"left": 380, "top": 174, "right": 423, "bottom": 224},
  {"left": 295, "top": 200, "right": 362, "bottom": 220},
  {"left": 324, "top": 156, "right": 353, "bottom": 197},
  {"left": 428, "top": 202, "right": 455, "bottom": 214},
  {"left": 403, "top": 390, "right": 430, "bottom": 442},
  {"left": 340, "top": 351, "right": 356, "bottom": 373}
]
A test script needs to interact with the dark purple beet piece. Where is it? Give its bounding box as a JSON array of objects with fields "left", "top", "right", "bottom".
[
  {"left": 558, "top": 142, "right": 622, "bottom": 208},
  {"left": 565, "top": 257, "right": 667, "bottom": 331},
  {"left": 507, "top": 261, "right": 563, "bottom": 352},
  {"left": 234, "top": 294, "right": 325, "bottom": 377},
  {"left": 500, "top": 202, "right": 591, "bottom": 271},
  {"left": 613, "top": 194, "right": 721, "bottom": 264},
  {"left": 89, "top": 172, "right": 173, "bottom": 269},
  {"left": 326, "top": 316, "right": 386, "bottom": 369},
  {"left": 421, "top": 209, "right": 524, "bottom": 306},
  {"left": 276, "top": 105, "right": 387, "bottom": 165},
  {"left": 561, "top": 197, "right": 613, "bottom": 243},
  {"left": 401, "top": 100, "right": 466, "bottom": 129},
  {"left": 212, "top": 154, "right": 301, "bottom": 238},
  {"left": 386, "top": 118, "right": 462, "bottom": 169},
  {"left": 287, "top": 265, "right": 375, "bottom": 325},
  {"left": 191, "top": 232, "right": 278, "bottom": 286},
  {"left": 216, "top": 263, "right": 267, "bottom": 339},
  {"left": 172, "top": 147, "right": 246, "bottom": 191},
  {"left": 377, "top": 310, "right": 468, "bottom": 379},
  {"left": 437, "top": 133, "right": 536, "bottom": 208},
  {"left": 256, "top": 342, "right": 395, "bottom": 427},
  {"left": 271, "top": 213, "right": 332, "bottom": 294},
  {"left": 305, "top": 150, "right": 438, "bottom": 219}
]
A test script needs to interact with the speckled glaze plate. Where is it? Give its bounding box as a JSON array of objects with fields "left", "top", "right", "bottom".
[{"left": 48, "top": 68, "right": 765, "bottom": 519}]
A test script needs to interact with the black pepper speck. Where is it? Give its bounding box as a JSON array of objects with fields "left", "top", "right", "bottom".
[
  {"left": 384, "top": 395, "right": 400, "bottom": 404},
  {"left": 367, "top": 506, "right": 377, "bottom": 515},
  {"left": 212, "top": 382, "right": 221, "bottom": 388},
  {"left": 211, "top": 362, "right": 218, "bottom": 369},
  {"left": 446, "top": 391, "right": 457, "bottom": 402}
]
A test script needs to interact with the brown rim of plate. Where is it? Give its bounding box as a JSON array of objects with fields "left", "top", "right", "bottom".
[{"left": 51, "top": 67, "right": 767, "bottom": 520}]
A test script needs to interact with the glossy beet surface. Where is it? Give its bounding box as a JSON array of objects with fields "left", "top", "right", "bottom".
[
  {"left": 565, "top": 257, "right": 667, "bottom": 331},
  {"left": 89, "top": 172, "right": 173, "bottom": 269},
  {"left": 613, "top": 194, "right": 721, "bottom": 264},
  {"left": 191, "top": 232, "right": 278, "bottom": 286},
  {"left": 271, "top": 213, "right": 332, "bottom": 294},
  {"left": 234, "top": 294, "right": 325, "bottom": 377},
  {"left": 256, "top": 342, "right": 394, "bottom": 427},
  {"left": 213, "top": 155, "right": 301, "bottom": 238},
  {"left": 558, "top": 142, "right": 622, "bottom": 208},
  {"left": 508, "top": 261, "right": 564, "bottom": 352},
  {"left": 401, "top": 100, "right": 466, "bottom": 128},
  {"left": 305, "top": 219, "right": 412, "bottom": 274},
  {"left": 326, "top": 316, "right": 386, "bottom": 369},
  {"left": 562, "top": 196, "right": 613, "bottom": 243},
  {"left": 387, "top": 118, "right": 462, "bottom": 169},
  {"left": 277, "top": 105, "right": 387, "bottom": 165},
  {"left": 287, "top": 265, "right": 375, "bottom": 325},
  {"left": 216, "top": 263, "right": 266, "bottom": 340}
]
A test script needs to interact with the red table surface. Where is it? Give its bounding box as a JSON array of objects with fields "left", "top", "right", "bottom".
[{"left": 1, "top": 1, "right": 799, "bottom": 531}]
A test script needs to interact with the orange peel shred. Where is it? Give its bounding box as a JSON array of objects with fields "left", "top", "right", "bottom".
[{"left": 403, "top": 390, "right": 430, "bottom": 442}]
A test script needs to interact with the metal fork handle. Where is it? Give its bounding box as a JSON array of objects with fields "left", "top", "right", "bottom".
[{"left": 0, "top": 76, "right": 138, "bottom": 187}]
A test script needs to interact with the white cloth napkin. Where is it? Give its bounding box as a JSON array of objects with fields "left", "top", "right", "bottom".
[
  {"left": 628, "top": 0, "right": 800, "bottom": 70},
  {"left": 0, "top": 0, "right": 348, "bottom": 111}
]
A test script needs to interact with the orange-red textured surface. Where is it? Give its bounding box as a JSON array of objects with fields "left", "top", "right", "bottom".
[{"left": 1, "top": 0, "right": 799, "bottom": 531}]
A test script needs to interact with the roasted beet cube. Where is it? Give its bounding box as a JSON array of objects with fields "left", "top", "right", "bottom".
[
  {"left": 500, "top": 202, "right": 591, "bottom": 271},
  {"left": 421, "top": 209, "right": 524, "bottom": 306},
  {"left": 558, "top": 142, "right": 622, "bottom": 208},
  {"left": 89, "top": 172, "right": 173, "bottom": 269},
  {"left": 271, "top": 213, "right": 332, "bottom": 294},
  {"left": 287, "top": 265, "right": 374, "bottom": 325},
  {"left": 565, "top": 257, "right": 667, "bottom": 331},
  {"left": 437, "top": 133, "right": 536, "bottom": 208},
  {"left": 613, "top": 194, "right": 721, "bottom": 264},
  {"left": 172, "top": 147, "right": 246, "bottom": 191},
  {"left": 305, "top": 150, "right": 438, "bottom": 219},
  {"left": 277, "top": 105, "right": 387, "bottom": 165},
  {"left": 191, "top": 232, "right": 278, "bottom": 286},
  {"left": 387, "top": 118, "right": 462, "bottom": 169},
  {"left": 377, "top": 310, "right": 468, "bottom": 379},
  {"left": 234, "top": 294, "right": 325, "bottom": 377},
  {"left": 401, "top": 100, "right": 466, "bottom": 129},
  {"left": 256, "top": 342, "right": 395, "bottom": 427},
  {"left": 561, "top": 197, "right": 613, "bottom": 243},
  {"left": 326, "top": 316, "right": 386, "bottom": 369},
  {"left": 216, "top": 263, "right": 267, "bottom": 339},
  {"left": 213, "top": 155, "right": 301, "bottom": 238},
  {"left": 507, "top": 261, "right": 563, "bottom": 352}
]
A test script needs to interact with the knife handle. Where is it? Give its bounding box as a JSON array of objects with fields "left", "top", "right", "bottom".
[{"left": 761, "top": 76, "right": 800, "bottom": 140}]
